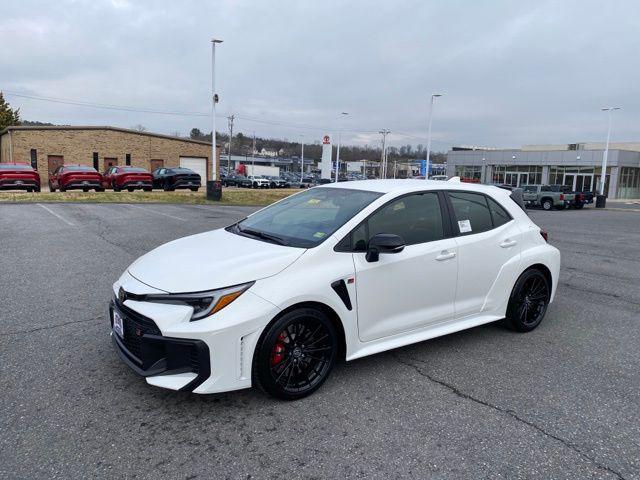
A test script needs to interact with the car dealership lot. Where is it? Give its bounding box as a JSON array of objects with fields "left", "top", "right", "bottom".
[{"left": 1, "top": 204, "right": 639, "bottom": 479}]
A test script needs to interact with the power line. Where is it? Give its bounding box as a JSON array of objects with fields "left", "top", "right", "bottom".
[{"left": 3, "top": 89, "right": 454, "bottom": 145}]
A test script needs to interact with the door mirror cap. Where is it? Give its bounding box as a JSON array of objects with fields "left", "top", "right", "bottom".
[{"left": 365, "top": 233, "right": 405, "bottom": 262}]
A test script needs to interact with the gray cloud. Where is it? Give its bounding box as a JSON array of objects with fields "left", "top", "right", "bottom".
[{"left": 2, "top": 0, "right": 639, "bottom": 151}]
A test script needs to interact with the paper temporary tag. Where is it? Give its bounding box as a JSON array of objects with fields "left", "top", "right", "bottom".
[{"left": 458, "top": 219, "right": 472, "bottom": 233}]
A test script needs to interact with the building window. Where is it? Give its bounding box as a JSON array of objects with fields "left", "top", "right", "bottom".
[
  {"left": 30, "top": 149, "right": 37, "bottom": 170},
  {"left": 126, "top": 153, "right": 131, "bottom": 166},
  {"left": 93, "top": 152, "right": 99, "bottom": 171},
  {"left": 455, "top": 166, "right": 482, "bottom": 182},
  {"left": 619, "top": 167, "right": 640, "bottom": 199},
  {"left": 492, "top": 165, "right": 542, "bottom": 186}
]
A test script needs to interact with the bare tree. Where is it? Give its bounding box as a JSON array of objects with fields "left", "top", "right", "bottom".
[{"left": 131, "top": 124, "right": 147, "bottom": 132}]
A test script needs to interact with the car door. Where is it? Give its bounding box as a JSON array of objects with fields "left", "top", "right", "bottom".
[
  {"left": 351, "top": 191, "right": 458, "bottom": 342},
  {"left": 446, "top": 190, "right": 522, "bottom": 318}
]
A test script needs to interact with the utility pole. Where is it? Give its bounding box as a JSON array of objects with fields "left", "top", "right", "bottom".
[
  {"left": 599, "top": 106, "right": 621, "bottom": 196},
  {"left": 379, "top": 129, "right": 390, "bottom": 179},
  {"left": 252, "top": 132, "right": 256, "bottom": 175},
  {"left": 227, "top": 114, "right": 235, "bottom": 173}
]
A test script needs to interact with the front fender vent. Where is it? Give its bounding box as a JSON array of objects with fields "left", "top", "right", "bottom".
[{"left": 331, "top": 279, "right": 352, "bottom": 311}]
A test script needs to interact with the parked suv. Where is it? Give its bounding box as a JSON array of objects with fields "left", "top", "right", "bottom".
[
  {"left": 248, "top": 175, "right": 271, "bottom": 189},
  {"left": 49, "top": 165, "right": 104, "bottom": 192},
  {"left": 222, "top": 173, "right": 252, "bottom": 188},
  {"left": 103, "top": 166, "right": 153, "bottom": 192},
  {"left": 152, "top": 167, "right": 201, "bottom": 191},
  {"left": 0, "top": 163, "right": 41, "bottom": 192},
  {"left": 265, "top": 176, "right": 289, "bottom": 188}
]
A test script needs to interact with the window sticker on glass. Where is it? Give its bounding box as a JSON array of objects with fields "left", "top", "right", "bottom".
[
  {"left": 313, "top": 232, "right": 326, "bottom": 239},
  {"left": 392, "top": 202, "right": 405, "bottom": 211},
  {"left": 458, "top": 219, "right": 472, "bottom": 233},
  {"left": 307, "top": 198, "right": 321, "bottom": 205}
]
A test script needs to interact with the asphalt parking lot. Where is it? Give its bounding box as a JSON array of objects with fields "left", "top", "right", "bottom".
[{"left": 1, "top": 203, "right": 639, "bottom": 479}]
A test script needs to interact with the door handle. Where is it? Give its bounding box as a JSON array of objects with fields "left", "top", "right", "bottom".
[
  {"left": 435, "top": 250, "right": 456, "bottom": 261},
  {"left": 500, "top": 239, "right": 517, "bottom": 248}
]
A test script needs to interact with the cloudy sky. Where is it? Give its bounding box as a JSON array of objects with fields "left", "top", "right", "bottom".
[{"left": 2, "top": 0, "right": 639, "bottom": 151}]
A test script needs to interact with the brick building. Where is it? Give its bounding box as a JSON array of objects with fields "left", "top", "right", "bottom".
[{"left": 0, "top": 126, "right": 220, "bottom": 184}]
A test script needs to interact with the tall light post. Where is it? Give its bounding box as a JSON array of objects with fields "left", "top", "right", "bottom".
[
  {"left": 379, "top": 129, "right": 390, "bottom": 178},
  {"left": 210, "top": 38, "right": 223, "bottom": 191},
  {"left": 334, "top": 112, "right": 349, "bottom": 183},
  {"left": 300, "top": 134, "right": 305, "bottom": 182},
  {"left": 599, "top": 106, "right": 621, "bottom": 195},
  {"left": 425, "top": 93, "right": 443, "bottom": 179}
]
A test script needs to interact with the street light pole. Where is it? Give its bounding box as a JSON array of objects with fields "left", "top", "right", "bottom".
[
  {"left": 210, "top": 38, "right": 223, "bottom": 185},
  {"left": 335, "top": 112, "right": 348, "bottom": 183},
  {"left": 252, "top": 132, "right": 256, "bottom": 174},
  {"left": 425, "top": 93, "right": 443, "bottom": 179},
  {"left": 300, "top": 134, "right": 305, "bottom": 182},
  {"left": 379, "top": 129, "right": 390, "bottom": 179},
  {"left": 599, "top": 106, "right": 621, "bottom": 195}
]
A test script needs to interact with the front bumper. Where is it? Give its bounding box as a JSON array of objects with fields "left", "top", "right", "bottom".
[
  {"left": 109, "top": 271, "right": 280, "bottom": 394},
  {"left": 109, "top": 300, "right": 210, "bottom": 392}
]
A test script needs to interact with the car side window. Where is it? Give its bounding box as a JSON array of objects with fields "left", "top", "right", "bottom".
[
  {"left": 448, "top": 191, "right": 493, "bottom": 236},
  {"left": 487, "top": 197, "right": 512, "bottom": 228},
  {"left": 340, "top": 193, "right": 444, "bottom": 251}
]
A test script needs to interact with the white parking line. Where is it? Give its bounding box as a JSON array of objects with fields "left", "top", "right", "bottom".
[
  {"left": 127, "top": 204, "right": 186, "bottom": 221},
  {"left": 37, "top": 203, "right": 75, "bottom": 226}
]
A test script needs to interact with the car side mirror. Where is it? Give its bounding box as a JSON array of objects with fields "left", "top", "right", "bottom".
[{"left": 365, "top": 233, "right": 405, "bottom": 262}]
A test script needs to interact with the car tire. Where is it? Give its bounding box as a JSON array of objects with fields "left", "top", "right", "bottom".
[
  {"left": 575, "top": 203, "right": 584, "bottom": 209},
  {"left": 504, "top": 269, "right": 551, "bottom": 332},
  {"left": 190, "top": 187, "right": 198, "bottom": 192},
  {"left": 60, "top": 186, "right": 66, "bottom": 192},
  {"left": 127, "top": 188, "right": 134, "bottom": 192},
  {"left": 253, "top": 308, "right": 337, "bottom": 400},
  {"left": 143, "top": 187, "right": 152, "bottom": 192},
  {"left": 96, "top": 187, "right": 105, "bottom": 192},
  {"left": 163, "top": 181, "right": 174, "bottom": 192},
  {"left": 34, "top": 186, "right": 41, "bottom": 192},
  {"left": 542, "top": 199, "right": 552, "bottom": 210}
]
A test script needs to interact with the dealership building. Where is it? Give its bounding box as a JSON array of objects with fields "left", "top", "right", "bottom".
[
  {"left": 446, "top": 142, "right": 640, "bottom": 199},
  {"left": 0, "top": 125, "right": 220, "bottom": 183}
]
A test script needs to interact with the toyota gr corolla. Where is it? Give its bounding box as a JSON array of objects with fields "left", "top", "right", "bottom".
[{"left": 110, "top": 179, "right": 560, "bottom": 399}]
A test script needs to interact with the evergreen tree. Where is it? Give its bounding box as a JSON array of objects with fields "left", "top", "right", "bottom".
[{"left": 0, "top": 92, "right": 20, "bottom": 130}]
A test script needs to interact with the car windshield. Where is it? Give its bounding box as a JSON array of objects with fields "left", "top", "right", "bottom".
[
  {"left": 0, "top": 164, "right": 32, "bottom": 170},
  {"left": 231, "top": 187, "right": 382, "bottom": 248},
  {"left": 65, "top": 166, "right": 96, "bottom": 172}
]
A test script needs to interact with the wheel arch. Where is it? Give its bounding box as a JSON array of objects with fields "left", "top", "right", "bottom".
[
  {"left": 254, "top": 301, "right": 347, "bottom": 363},
  {"left": 518, "top": 262, "right": 553, "bottom": 298}
]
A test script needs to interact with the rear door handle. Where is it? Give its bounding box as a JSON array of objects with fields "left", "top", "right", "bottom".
[
  {"left": 435, "top": 250, "right": 456, "bottom": 261},
  {"left": 500, "top": 239, "right": 517, "bottom": 248}
]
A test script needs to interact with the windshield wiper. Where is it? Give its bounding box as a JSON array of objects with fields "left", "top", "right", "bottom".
[{"left": 236, "top": 225, "right": 288, "bottom": 246}]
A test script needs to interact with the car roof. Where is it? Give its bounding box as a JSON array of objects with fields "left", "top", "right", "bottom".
[{"left": 319, "top": 179, "right": 510, "bottom": 196}]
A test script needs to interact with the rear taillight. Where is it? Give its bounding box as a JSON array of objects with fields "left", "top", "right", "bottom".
[
  {"left": 559, "top": 194, "right": 564, "bottom": 201},
  {"left": 540, "top": 230, "right": 548, "bottom": 242}
]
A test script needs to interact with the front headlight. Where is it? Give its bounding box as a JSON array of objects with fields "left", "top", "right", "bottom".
[{"left": 143, "top": 282, "right": 254, "bottom": 321}]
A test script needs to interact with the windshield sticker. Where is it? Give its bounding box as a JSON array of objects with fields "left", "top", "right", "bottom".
[
  {"left": 392, "top": 202, "right": 405, "bottom": 211},
  {"left": 458, "top": 219, "right": 472, "bottom": 233},
  {"left": 313, "top": 231, "right": 326, "bottom": 239},
  {"left": 307, "top": 198, "right": 321, "bottom": 205}
]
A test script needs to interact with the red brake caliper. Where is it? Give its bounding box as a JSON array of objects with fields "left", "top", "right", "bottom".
[{"left": 271, "top": 332, "right": 286, "bottom": 366}]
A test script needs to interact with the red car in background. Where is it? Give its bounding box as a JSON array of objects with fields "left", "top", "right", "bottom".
[
  {"left": 0, "top": 163, "right": 41, "bottom": 192},
  {"left": 49, "top": 165, "right": 104, "bottom": 192},
  {"left": 102, "top": 166, "right": 153, "bottom": 192}
]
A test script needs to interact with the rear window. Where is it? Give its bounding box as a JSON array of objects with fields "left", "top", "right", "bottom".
[
  {"left": 65, "top": 166, "right": 97, "bottom": 172},
  {"left": 0, "top": 164, "right": 33, "bottom": 170},
  {"left": 122, "top": 167, "right": 147, "bottom": 173},
  {"left": 172, "top": 168, "right": 195, "bottom": 174}
]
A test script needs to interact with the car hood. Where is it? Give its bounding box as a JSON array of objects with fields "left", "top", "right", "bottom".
[{"left": 127, "top": 228, "right": 305, "bottom": 293}]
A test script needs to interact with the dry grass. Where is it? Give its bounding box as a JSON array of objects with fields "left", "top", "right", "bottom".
[{"left": 0, "top": 188, "right": 300, "bottom": 206}]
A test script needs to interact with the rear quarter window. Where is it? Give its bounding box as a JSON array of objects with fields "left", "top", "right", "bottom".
[{"left": 448, "top": 192, "right": 493, "bottom": 235}]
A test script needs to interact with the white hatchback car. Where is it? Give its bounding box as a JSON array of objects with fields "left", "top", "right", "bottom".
[{"left": 110, "top": 180, "right": 560, "bottom": 399}]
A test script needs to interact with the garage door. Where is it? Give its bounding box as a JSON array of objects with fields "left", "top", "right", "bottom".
[{"left": 179, "top": 157, "right": 207, "bottom": 181}]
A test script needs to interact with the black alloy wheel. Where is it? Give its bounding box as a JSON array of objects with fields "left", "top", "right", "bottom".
[
  {"left": 253, "top": 308, "right": 337, "bottom": 400},
  {"left": 505, "top": 269, "right": 550, "bottom": 332}
]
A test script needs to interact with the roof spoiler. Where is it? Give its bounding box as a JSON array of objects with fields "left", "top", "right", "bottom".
[{"left": 447, "top": 176, "right": 461, "bottom": 183}]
